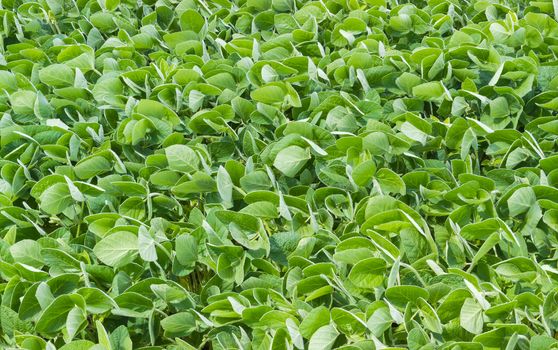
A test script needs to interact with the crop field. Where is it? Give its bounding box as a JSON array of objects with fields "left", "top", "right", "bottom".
[{"left": 1, "top": 0, "right": 558, "bottom": 349}]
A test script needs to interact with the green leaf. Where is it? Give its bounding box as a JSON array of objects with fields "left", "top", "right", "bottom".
[
  {"left": 460, "top": 298, "right": 484, "bottom": 335},
  {"left": 39, "top": 183, "right": 73, "bottom": 215},
  {"left": 175, "top": 234, "right": 198, "bottom": 267},
  {"left": 9, "top": 239, "right": 43, "bottom": 267},
  {"left": 93, "top": 232, "right": 138, "bottom": 267},
  {"left": 217, "top": 166, "right": 234, "bottom": 208},
  {"left": 109, "top": 326, "right": 133, "bottom": 350},
  {"left": 161, "top": 312, "right": 197, "bottom": 337},
  {"left": 385, "top": 285, "right": 429, "bottom": 307},
  {"left": 36, "top": 295, "right": 85, "bottom": 334},
  {"left": 180, "top": 9, "right": 205, "bottom": 32},
  {"left": 352, "top": 160, "right": 376, "bottom": 186},
  {"left": 348, "top": 258, "right": 386, "bottom": 288},
  {"left": 308, "top": 324, "right": 339, "bottom": 350},
  {"left": 0, "top": 305, "right": 32, "bottom": 336},
  {"left": 39, "top": 64, "right": 75, "bottom": 87},
  {"left": 165, "top": 145, "right": 199, "bottom": 173},
  {"left": 362, "top": 132, "right": 390, "bottom": 155},
  {"left": 299, "top": 307, "right": 330, "bottom": 339},
  {"left": 74, "top": 156, "right": 112, "bottom": 179},
  {"left": 251, "top": 85, "right": 286, "bottom": 104},
  {"left": 366, "top": 303, "right": 392, "bottom": 337},
  {"left": 138, "top": 226, "right": 157, "bottom": 262},
  {"left": 375, "top": 168, "right": 406, "bottom": 195},
  {"left": 273, "top": 146, "right": 311, "bottom": 177},
  {"left": 66, "top": 306, "right": 87, "bottom": 340},
  {"left": 412, "top": 81, "right": 448, "bottom": 102},
  {"left": 508, "top": 187, "right": 536, "bottom": 216}
]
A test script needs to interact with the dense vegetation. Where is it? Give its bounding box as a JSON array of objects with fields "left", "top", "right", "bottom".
[{"left": 2, "top": 0, "right": 558, "bottom": 348}]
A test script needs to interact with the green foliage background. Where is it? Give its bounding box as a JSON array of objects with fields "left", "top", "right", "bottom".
[{"left": 1, "top": 0, "right": 558, "bottom": 349}]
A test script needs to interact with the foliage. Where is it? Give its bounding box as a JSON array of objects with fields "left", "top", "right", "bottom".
[{"left": 1, "top": 0, "right": 558, "bottom": 349}]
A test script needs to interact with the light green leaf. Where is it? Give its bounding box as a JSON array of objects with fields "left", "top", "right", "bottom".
[
  {"left": 165, "top": 145, "right": 199, "bottom": 173},
  {"left": 308, "top": 324, "right": 339, "bottom": 350},
  {"left": 460, "top": 298, "right": 484, "bottom": 335},
  {"left": 273, "top": 146, "right": 311, "bottom": 177},
  {"left": 39, "top": 64, "right": 75, "bottom": 87},
  {"left": 348, "top": 258, "right": 386, "bottom": 289},
  {"left": 93, "top": 232, "right": 138, "bottom": 267}
]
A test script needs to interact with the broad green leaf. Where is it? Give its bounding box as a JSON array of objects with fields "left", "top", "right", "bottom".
[
  {"left": 93, "top": 232, "right": 138, "bottom": 267},
  {"left": 36, "top": 295, "right": 85, "bottom": 334},
  {"left": 367, "top": 303, "right": 392, "bottom": 337},
  {"left": 385, "top": 285, "right": 429, "bottom": 307},
  {"left": 508, "top": 187, "right": 536, "bottom": 216},
  {"left": 180, "top": 9, "right": 205, "bottom": 32},
  {"left": 299, "top": 307, "right": 330, "bottom": 339},
  {"left": 273, "top": 146, "right": 311, "bottom": 177},
  {"left": 74, "top": 156, "right": 112, "bottom": 179},
  {"left": 39, "top": 64, "right": 75, "bottom": 87},
  {"left": 138, "top": 226, "right": 157, "bottom": 262},
  {"left": 161, "top": 312, "right": 197, "bottom": 337},
  {"left": 9, "top": 240, "right": 43, "bottom": 267},
  {"left": 175, "top": 234, "right": 198, "bottom": 267},
  {"left": 39, "top": 183, "right": 73, "bottom": 215},
  {"left": 412, "top": 81, "right": 447, "bottom": 102},
  {"left": 460, "top": 298, "right": 484, "bottom": 335},
  {"left": 348, "top": 258, "right": 386, "bottom": 288},
  {"left": 251, "top": 85, "right": 286, "bottom": 104},
  {"left": 375, "top": 168, "right": 406, "bottom": 195},
  {"left": 308, "top": 324, "right": 339, "bottom": 350},
  {"left": 165, "top": 145, "right": 199, "bottom": 173}
]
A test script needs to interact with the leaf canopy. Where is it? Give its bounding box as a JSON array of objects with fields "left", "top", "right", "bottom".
[{"left": 1, "top": 0, "right": 558, "bottom": 349}]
